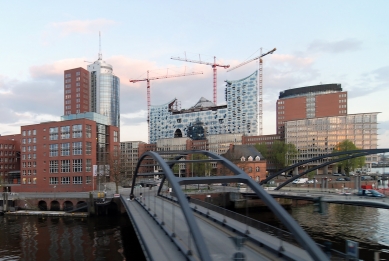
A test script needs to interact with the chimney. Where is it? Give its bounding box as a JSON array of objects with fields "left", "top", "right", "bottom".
[{"left": 229, "top": 143, "right": 234, "bottom": 152}]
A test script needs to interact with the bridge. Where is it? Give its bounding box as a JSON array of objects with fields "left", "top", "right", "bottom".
[{"left": 122, "top": 150, "right": 343, "bottom": 261}]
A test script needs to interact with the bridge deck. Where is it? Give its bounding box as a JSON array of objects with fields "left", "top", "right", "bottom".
[{"left": 123, "top": 187, "right": 314, "bottom": 261}]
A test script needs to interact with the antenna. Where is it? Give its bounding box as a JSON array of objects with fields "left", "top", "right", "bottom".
[{"left": 98, "top": 31, "right": 102, "bottom": 60}]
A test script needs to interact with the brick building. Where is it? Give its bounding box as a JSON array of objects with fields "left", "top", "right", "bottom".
[
  {"left": 0, "top": 134, "right": 21, "bottom": 189},
  {"left": 218, "top": 144, "right": 267, "bottom": 182},
  {"left": 64, "top": 67, "right": 90, "bottom": 115},
  {"left": 12, "top": 116, "right": 119, "bottom": 193},
  {"left": 276, "top": 84, "right": 347, "bottom": 136}
]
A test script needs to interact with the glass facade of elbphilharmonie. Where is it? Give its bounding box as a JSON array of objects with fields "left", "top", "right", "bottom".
[{"left": 148, "top": 71, "right": 259, "bottom": 144}]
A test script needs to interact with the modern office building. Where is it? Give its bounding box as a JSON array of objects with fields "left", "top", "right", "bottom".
[
  {"left": 148, "top": 71, "right": 259, "bottom": 143},
  {"left": 277, "top": 84, "right": 347, "bottom": 136},
  {"left": 285, "top": 112, "right": 379, "bottom": 169},
  {"left": 87, "top": 56, "right": 120, "bottom": 127},
  {"left": 12, "top": 114, "right": 119, "bottom": 193},
  {"left": 64, "top": 67, "right": 90, "bottom": 115},
  {"left": 0, "top": 134, "right": 21, "bottom": 187},
  {"left": 120, "top": 141, "right": 147, "bottom": 181}
]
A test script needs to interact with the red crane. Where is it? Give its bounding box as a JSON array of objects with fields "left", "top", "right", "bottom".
[
  {"left": 129, "top": 70, "right": 203, "bottom": 140},
  {"left": 171, "top": 54, "right": 229, "bottom": 105}
]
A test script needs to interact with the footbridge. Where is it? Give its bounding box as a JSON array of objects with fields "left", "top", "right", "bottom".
[
  {"left": 123, "top": 150, "right": 337, "bottom": 261},
  {"left": 260, "top": 149, "right": 389, "bottom": 190}
]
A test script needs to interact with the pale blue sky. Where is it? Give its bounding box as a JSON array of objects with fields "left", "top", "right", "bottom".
[{"left": 0, "top": 1, "right": 388, "bottom": 147}]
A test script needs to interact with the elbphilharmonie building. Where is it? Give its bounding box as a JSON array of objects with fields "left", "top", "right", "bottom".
[{"left": 149, "top": 71, "right": 259, "bottom": 143}]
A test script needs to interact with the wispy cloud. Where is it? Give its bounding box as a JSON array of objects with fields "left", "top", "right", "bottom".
[
  {"left": 308, "top": 38, "right": 362, "bottom": 53},
  {"left": 49, "top": 19, "right": 116, "bottom": 36}
]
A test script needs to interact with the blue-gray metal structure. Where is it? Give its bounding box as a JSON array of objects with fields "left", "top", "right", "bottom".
[
  {"left": 148, "top": 71, "right": 259, "bottom": 143},
  {"left": 260, "top": 149, "right": 389, "bottom": 185},
  {"left": 130, "top": 150, "right": 329, "bottom": 261}
]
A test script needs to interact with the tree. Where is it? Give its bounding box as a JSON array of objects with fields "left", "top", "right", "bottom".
[
  {"left": 192, "top": 153, "right": 212, "bottom": 177},
  {"left": 269, "top": 140, "right": 298, "bottom": 171},
  {"left": 254, "top": 143, "right": 268, "bottom": 159},
  {"left": 105, "top": 150, "right": 129, "bottom": 194},
  {"left": 333, "top": 139, "right": 365, "bottom": 175}
]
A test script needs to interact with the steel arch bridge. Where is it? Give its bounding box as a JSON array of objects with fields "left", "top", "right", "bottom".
[
  {"left": 260, "top": 149, "right": 389, "bottom": 189},
  {"left": 130, "top": 150, "right": 328, "bottom": 261}
]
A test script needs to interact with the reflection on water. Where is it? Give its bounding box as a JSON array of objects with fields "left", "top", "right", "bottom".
[
  {"left": 244, "top": 204, "right": 389, "bottom": 260},
  {"left": 0, "top": 215, "right": 145, "bottom": 261}
]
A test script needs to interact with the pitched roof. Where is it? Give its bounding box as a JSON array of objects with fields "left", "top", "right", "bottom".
[
  {"left": 221, "top": 145, "right": 265, "bottom": 161},
  {"left": 191, "top": 97, "right": 216, "bottom": 109}
]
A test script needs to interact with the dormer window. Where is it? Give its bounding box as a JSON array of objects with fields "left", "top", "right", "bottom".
[
  {"left": 255, "top": 156, "right": 261, "bottom": 161},
  {"left": 248, "top": 156, "right": 253, "bottom": 161},
  {"left": 240, "top": 156, "right": 245, "bottom": 161}
]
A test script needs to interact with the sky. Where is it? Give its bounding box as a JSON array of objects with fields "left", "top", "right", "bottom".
[{"left": 0, "top": 1, "right": 388, "bottom": 147}]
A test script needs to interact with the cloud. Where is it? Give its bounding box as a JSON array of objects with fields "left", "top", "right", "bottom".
[
  {"left": 308, "top": 38, "right": 362, "bottom": 53},
  {"left": 30, "top": 58, "right": 85, "bottom": 80},
  {"left": 49, "top": 19, "right": 116, "bottom": 36}
]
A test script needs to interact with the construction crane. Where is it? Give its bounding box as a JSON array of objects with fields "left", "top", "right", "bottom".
[
  {"left": 129, "top": 70, "right": 203, "bottom": 141},
  {"left": 227, "top": 48, "right": 276, "bottom": 135},
  {"left": 171, "top": 54, "right": 229, "bottom": 105}
]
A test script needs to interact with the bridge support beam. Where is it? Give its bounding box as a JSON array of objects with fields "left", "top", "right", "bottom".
[
  {"left": 293, "top": 167, "right": 298, "bottom": 176},
  {"left": 323, "top": 165, "right": 328, "bottom": 175}
]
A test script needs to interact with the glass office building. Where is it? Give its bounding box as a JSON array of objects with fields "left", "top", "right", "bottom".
[
  {"left": 285, "top": 112, "right": 379, "bottom": 165},
  {"left": 148, "top": 71, "right": 259, "bottom": 143},
  {"left": 87, "top": 58, "right": 120, "bottom": 127}
]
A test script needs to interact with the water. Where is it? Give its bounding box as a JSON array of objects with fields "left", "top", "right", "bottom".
[
  {"left": 243, "top": 203, "right": 389, "bottom": 260},
  {"left": 0, "top": 215, "right": 145, "bottom": 261}
]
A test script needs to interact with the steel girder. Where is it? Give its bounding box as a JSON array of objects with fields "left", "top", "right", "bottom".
[
  {"left": 261, "top": 149, "right": 389, "bottom": 185},
  {"left": 131, "top": 150, "right": 329, "bottom": 261}
]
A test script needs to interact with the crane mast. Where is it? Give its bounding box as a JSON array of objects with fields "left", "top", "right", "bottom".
[
  {"left": 129, "top": 70, "right": 203, "bottom": 142},
  {"left": 171, "top": 54, "right": 229, "bottom": 105},
  {"left": 228, "top": 48, "right": 276, "bottom": 136}
]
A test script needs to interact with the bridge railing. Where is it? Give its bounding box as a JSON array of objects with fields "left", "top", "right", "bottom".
[{"left": 189, "top": 197, "right": 348, "bottom": 260}]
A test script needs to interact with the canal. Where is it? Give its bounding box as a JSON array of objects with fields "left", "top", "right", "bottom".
[
  {"left": 0, "top": 214, "right": 146, "bottom": 261},
  {"left": 240, "top": 203, "right": 389, "bottom": 260}
]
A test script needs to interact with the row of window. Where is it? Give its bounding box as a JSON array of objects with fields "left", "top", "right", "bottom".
[
  {"left": 48, "top": 176, "right": 91, "bottom": 185},
  {"left": 22, "top": 130, "right": 37, "bottom": 136},
  {"left": 0, "top": 165, "right": 17, "bottom": 170},
  {"left": 241, "top": 166, "right": 261, "bottom": 172},
  {"left": 0, "top": 151, "right": 16, "bottom": 156},
  {"left": 0, "top": 144, "right": 15, "bottom": 149},
  {"left": 22, "top": 138, "right": 37, "bottom": 144},
  {"left": 49, "top": 142, "right": 92, "bottom": 156},
  {"left": 0, "top": 158, "right": 17, "bottom": 163},
  {"left": 49, "top": 159, "right": 92, "bottom": 173}
]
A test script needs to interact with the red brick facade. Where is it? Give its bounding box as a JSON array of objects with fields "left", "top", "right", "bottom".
[
  {"left": 0, "top": 134, "right": 21, "bottom": 189},
  {"left": 12, "top": 119, "right": 119, "bottom": 193},
  {"left": 64, "top": 67, "right": 90, "bottom": 116}
]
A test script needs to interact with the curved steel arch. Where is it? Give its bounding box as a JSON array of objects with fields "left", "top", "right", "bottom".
[
  {"left": 261, "top": 149, "right": 389, "bottom": 185},
  {"left": 275, "top": 152, "right": 370, "bottom": 190},
  {"left": 131, "top": 150, "right": 329, "bottom": 261}
]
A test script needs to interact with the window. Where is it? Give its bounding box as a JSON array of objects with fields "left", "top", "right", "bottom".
[
  {"left": 86, "top": 176, "right": 91, "bottom": 184},
  {"left": 22, "top": 130, "right": 26, "bottom": 136},
  {"left": 61, "top": 177, "right": 70, "bottom": 184},
  {"left": 49, "top": 160, "right": 58, "bottom": 173},
  {"left": 240, "top": 156, "right": 246, "bottom": 161},
  {"left": 61, "top": 160, "right": 70, "bottom": 173},
  {"left": 86, "top": 159, "right": 92, "bottom": 172},
  {"left": 255, "top": 156, "right": 260, "bottom": 161},
  {"left": 33, "top": 178, "right": 36, "bottom": 184},
  {"left": 73, "top": 176, "right": 82, "bottom": 184},
  {"left": 256, "top": 167, "right": 260, "bottom": 172},
  {"left": 50, "top": 177, "right": 58, "bottom": 185},
  {"left": 114, "top": 131, "right": 118, "bottom": 142},
  {"left": 248, "top": 167, "right": 252, "bottom": 173},
  {"left": 61, "top": 143, "right": 70, "bottom": 156},
  {"left": 73, "top": 142, "right": 82, "bottom": 155},
  {"left": 49, "top": 127, "right": 59, "bottom": 140},
  {"left": 86, "top": 142, "right": 92, "bottom": 155},
  {"left": 61, "top": 126, "right": 70, "bottom": 139},
  {"left": 72, "top": 124, "right": 82, "bottom": 138},
  {"left": 49, "top": 144, "right": 58, "bottom": 157},
  {"left": 86, "top": 125, "right": 92, "bottom": 138},
  {"left": 22, "top": 138, "right": 26, "bottom": 144},
  {"left": 248, "top": 156, "right": 253, "bottom": 161},
  {"left": 73, "top": 159, "right": 82, "bottom": 172}
]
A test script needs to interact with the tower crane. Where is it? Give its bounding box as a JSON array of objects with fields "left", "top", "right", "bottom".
[
  {"left": 171, "top": 54, "right": 229, "bottom": 105},
  {"left": 129, "top": 70, "right": 203, "bottom": 141},
  {"left": 227, "top": 48, "right": 276, "bottom": 135}
]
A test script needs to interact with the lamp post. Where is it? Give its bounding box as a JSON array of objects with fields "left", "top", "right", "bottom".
[{"left": 53, "top": 185, "right": 57, "bottom": 199}]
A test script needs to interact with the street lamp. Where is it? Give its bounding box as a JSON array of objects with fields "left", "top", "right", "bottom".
[{"left": 53, "top": 185, "right": 57, "bottom": 199}]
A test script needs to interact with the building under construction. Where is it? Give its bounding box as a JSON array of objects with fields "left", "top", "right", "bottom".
[{"left": 148, "top": 71, "right": 259, "bottom": 143}]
